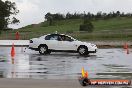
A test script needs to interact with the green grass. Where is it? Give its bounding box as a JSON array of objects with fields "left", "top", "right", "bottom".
[
  {"left": 18, "top": 19, "right": 82, "bottom": 33},
  {"left": 19, "top": 17, "right": 132, "bottom": 33},
  {"left": 93, "top": 17, "right": 132, "bottom": 31},
  {"left": 1, "top": 17, "right": 132, "bottom": 40}
]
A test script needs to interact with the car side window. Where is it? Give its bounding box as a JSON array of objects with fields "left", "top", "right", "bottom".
[
  {"left": 60, "top": 35, "right": 73, "bottom": 41},
  {"left": 60, "top": 35, "right": 65, "bottom": 41},
  {"left": 45, "top": 35, "right": 51, "bottom": 40},
  {"left": 65, "top": 36, "right": 73, "bottom": 41},
  {"left": 45, "top": 34, "right": 73, "bottom": 41},
  {"left": 50, "top": 35, "right": 58, "bottom": 40},
  {"left": 45, "top": 35, "right": 59, "bottom": 40}
]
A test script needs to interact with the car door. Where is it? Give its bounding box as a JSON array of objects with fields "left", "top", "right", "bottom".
[
  {"left": 45, "top": 34, "right": 60, "bottom": 50},
  {"left": 58, "top": 35, "right": 77, "bottom": 51}
]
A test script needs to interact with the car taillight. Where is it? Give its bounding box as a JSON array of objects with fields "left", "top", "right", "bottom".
[{"left": 30, "top": 40, "right": 33, "bottom": 43}]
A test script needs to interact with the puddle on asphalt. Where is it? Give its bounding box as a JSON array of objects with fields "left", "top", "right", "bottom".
[{"left": 0, "top": 47, "right": 132, "bottom": 79}]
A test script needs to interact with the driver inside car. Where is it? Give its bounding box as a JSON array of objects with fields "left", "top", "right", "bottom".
[{"left": 59, "top": 36, "right": 65, "bottom": 41}]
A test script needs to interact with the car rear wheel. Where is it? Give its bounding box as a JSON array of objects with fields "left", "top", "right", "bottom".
[
  {"left": 47, "top": 50, "right": 51, "bottom": 54},
  {"left": 78, "top": 46, "right": 88, "bottom": 55},
  {"left": 39, "top": 45, "right": 49, "bottom": 55}
]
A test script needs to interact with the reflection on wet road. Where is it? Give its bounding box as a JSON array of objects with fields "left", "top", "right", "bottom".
[{"left": 0, "top": 47, "right": 132, "bottom": 79}]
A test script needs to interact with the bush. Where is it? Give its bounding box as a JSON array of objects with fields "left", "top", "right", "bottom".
[{"left": 79, "top": 21, "right": 94, "bottom": 32}]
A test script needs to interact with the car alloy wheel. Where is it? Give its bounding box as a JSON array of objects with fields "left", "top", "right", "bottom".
[
  {"left": 39, "top": 45, "right": 48, "bottom": 55},
  {"left": 78, "top": 46, "right": 88, "bottom": 55},
  {"left": 79, "top": 48, "right": 86, "bottom": 54},
  {"left": 40, "top": 47, "right": 46, "bottom": 53}
]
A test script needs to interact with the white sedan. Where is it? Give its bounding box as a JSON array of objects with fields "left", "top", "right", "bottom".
[{"left": 29, "top": 34, "right": 97, "bottom": 56}]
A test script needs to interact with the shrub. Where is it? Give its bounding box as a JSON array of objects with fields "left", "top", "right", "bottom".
[{"left": 79, "top": 21, "right": 94, "bottom": 32}]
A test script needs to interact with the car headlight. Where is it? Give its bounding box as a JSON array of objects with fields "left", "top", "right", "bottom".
[{"left": 30, "top": 40, "right": 33, "bottom": 43}]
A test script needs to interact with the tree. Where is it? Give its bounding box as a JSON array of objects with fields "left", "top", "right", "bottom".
[
  {"left": 45, "top": 12, "right": 53, "bottom": 26},
  {"left": 86, "top": 12, "right": 92, "bottom": 20},
  {"left": 116, "top": 11, "right": 120, "bottom": 17},
  {"left": 66, "top": 12, "right": 72, "bottom": 19},
  {"left": 53, "top": 13, "right": 65, "bottom": 20},
  {"left": 0, "top": 0, "right": 19, "bottom": 30},
  {"left": 95, "top": 11, "right": 102, "bottom": 20}
]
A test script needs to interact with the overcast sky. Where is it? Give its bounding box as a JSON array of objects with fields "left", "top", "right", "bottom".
[{"left": 2, "top": 0, "right": 132, "bottom": 29}]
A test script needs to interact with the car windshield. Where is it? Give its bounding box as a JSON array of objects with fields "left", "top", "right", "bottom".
[{"left": 69, "top": 36, "right": 77, "bottom": 41}]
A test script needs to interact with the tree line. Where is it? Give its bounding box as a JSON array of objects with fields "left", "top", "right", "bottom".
[{"left": 45, "top": 11, "right": 132, "bottom": 21}]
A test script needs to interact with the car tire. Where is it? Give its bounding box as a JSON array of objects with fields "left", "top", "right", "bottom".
[
  {"left": 47, "top": 50, "right": 51, "bottom": 54},
  {"left": 39, "top": 45, "right": 48, "bottom": 55},
  {"left": 78, "top": 46, "right": 88, "bottom": 55}
]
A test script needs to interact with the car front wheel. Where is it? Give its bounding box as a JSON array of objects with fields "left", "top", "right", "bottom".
[
  {"left": 39, "top": 45, "right": 49, "bottom": 55},
  {"left": 78, "top": 46, "right": 88, "bottom": 55}
]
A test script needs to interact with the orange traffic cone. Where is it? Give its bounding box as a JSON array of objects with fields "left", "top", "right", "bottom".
[
  {"left": 124, "top": 43, "right": 128, "bottom": 49},
  {"left": 11, "top": 43, "right": 15, "bottom": 64},
  {"left": 127, "top": 48, "right": 129, "bottom": 54},
  {"left": 15, "top": 31, "right": 20, "bottom": 40},
  {"left": 11, "top": 43, "right": 15, "bottom": 58},
  {"left": 84, "top": 71, "right": 89, "bottom": 78},
  {"left": 82, "top": 67, "right": 89, "bottom": 78},
  {"left": 81, "top": 67, "right": 85, "bottom": 77}
]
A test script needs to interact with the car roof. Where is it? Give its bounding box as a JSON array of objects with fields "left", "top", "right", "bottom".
[{"left": 48, "top": 33, "right": 70, "bottom": 36}]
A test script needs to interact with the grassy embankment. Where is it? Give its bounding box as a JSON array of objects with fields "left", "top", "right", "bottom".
[{"left": 1, "top": 17, "right": 132, "bottom": 41}]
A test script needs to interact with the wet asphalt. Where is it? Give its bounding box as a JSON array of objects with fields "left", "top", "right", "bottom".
[{"left": 0, "top": 47, "right": 132, "bottom": 79}]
